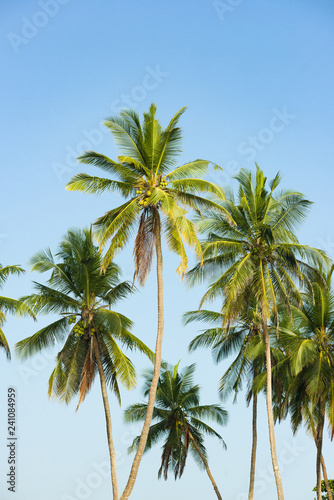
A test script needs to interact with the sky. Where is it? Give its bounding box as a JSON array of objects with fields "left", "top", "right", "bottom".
[{"left": 1, "top": 0, "right": 334, "bottom": 499}]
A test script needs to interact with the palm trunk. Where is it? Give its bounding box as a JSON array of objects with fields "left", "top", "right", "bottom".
[
  {"left": 248, "top": 392, "right": 257, "bottom": 500},
  {"left": 316, "top": 417, "right": 325, "bottom": 500},
  {"left": 121, "top": 214, "right": 164, "bottom": 500},
  {"left": 93, "top": 334, "right": 119, "bottom": 500},
  {"left": 314, "top": 425, "right": 333, "bottom": 500},
  {"left": 321, "top": 454, "right": 333, "bottom": 500},
  {"left": 188, "top": 431, "right": 223, "bottom": 500},
  {"left": 262, "top": 312, "right": 284, "bottom": 500}
]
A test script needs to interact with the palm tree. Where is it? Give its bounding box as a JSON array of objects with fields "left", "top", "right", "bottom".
[
  {"left": 278, "top": 267, "right": 334, "bottom": 500},
  {"left": 184, "top": 298, "right": 269, "bottom": 500},
  {"left": 187, "top": 166, "right": 329, "bottom": 500},
  {"left": 15, "top": 228, "right": 152, "bottom": 500},
  {"left": 124, "top": 362, "right": 227, "bottom": 500},
  {"left": 65, "top": 103, "right": 224, "bottom": 500},
  {"left": 0, "top": 264, "right": 30, "bottom": 358}
]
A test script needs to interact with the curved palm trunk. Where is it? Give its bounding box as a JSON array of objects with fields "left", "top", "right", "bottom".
[
  {"left": 93, "top": 334, "right": 119, "bottom": 500},
  {"left": 248, "top": 392, "right": 257, "bottom": 500},
  {"left": 316, "top": 417, "right": 325, "bottom": 500},
  {"left": 188, "top": 431, "right": 222, "bottom": 500},
  {"left": 262, "top": 314, "right": 284, "bottom": 500},
  {"left": 312, "top": 413, "right": 332, "bottom": 500},
  {"left": 121, "top": 215, "right": 164, "bottom": 500},
  {"left": 321, "top": 454, "right": 333, "bottom": 500}
]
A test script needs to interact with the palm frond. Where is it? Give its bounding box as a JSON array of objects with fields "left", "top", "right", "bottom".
[
  {"left": 15, "top": 318, "right": 69, "bottom": 359},
  {"left": 0, "top": 328, "right": 11, "bottom": 359},
  {"left": 65, "top": 173, "right": 133, "bottom": 197}
]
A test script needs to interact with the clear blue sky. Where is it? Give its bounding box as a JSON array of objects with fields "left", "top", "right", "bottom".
[{"left": 1, "top": 1, "right": 334, "bottom": 499}]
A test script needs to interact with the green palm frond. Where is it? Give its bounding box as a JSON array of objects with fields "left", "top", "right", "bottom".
[
  {"left": 0, "top": 328, "right": 11, "bottom": 359},
  {"left": 167, "top": 160, "right": 209, "bottom": 181},
  {"left": 124, "top": 403, "right": 149, "bottom": 424},
  {"left": 170, "top": 178, "right": 225, "bottom": 201},
  {"left": 21, "top": 286, "right": 79, "bottom": 315},
  {"left": 76, "top": 151, "right": 141, "bottom": 181},
  {"left": 99, "top": 331, "right": 136, "bottom": 391},
  {"left": 104, "top": 115, "right": 147, "bottom": 169},
  {"left": 0, "top": 265, "right": 25, "bottom": 285},
  {"left": 15, "top": 318, "right": 69, "bottom": 359},
  {"left": 154, "top": 105, "right": 186, "bottom": 173},
  {"left": 188, "top": 404, "right": 228, "bottom": 426},
  {"left": 189, "top": 418, "right": 226, "bottom": 447},
  {"left": 184, "top": 309, "right": 223, "bottom": 326},
  {"left": 116, "top": 329, "right": 155, "bottom": 363},
  {"left": 103, "top": 281, "right": 133, "bottom": 305},
  {"left": 0, "top": 264, "right": 32, "bottom": 358},
  {"left": 57, "top": 334, "right": 90, "bottom": 404},
  {"left": 65, "top": 173, "right": 133, "bottom": 197},
  {"left": 94, "top": 198, "right": 140, "bottom": 249},
  {"left": 0, "top": 296, "right": 33, "bottom": 316}
]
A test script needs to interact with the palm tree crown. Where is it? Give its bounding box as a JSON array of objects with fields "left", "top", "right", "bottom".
[
  {"left": 66, "top": 103, "right": 224, "bottom": 279},
  {"left": 125, "top": 363, "right": 227, "bottom": 485},
  {"left": 15, "top": 227, "right": 151, "bottom": 406},
  {"left": 188, "top": 166, "right": 328, "bottom": 318}
]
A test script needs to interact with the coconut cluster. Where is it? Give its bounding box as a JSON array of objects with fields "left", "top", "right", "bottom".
[
  {"left": 72, "top": 320, "right": 96, "bottom": 338},
  {"left": 136, "top": 187, "right": 152, "bottom": 208},
  {"left": 135, "top": 179, "right": 169, "bottom": 209}
]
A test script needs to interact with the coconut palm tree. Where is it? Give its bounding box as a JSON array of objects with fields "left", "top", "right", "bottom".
[
  {"left": 187, "top": 166, "right": 329, "bottom": 500},
  {"left": 124, "top": 362, "right": 227, "bottom": 500},
  {"left": 184, "top": 297, "right": 270, "bottom": 500},
  {"left": 15, "top": 228, "right": 152, "bottom": 500},
  {"left": 65, "top": 104, "right": 224, "bottom": 500},
  {"left": 277, "top": 267, "right": 334, "bottom": 500},
  {"left": 0, "top": 264, "right": 30, "bottom": 358}
]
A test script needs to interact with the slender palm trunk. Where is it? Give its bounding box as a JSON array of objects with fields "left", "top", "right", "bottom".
[
  {"left": 248, "top": 391, "right": 257, "bottom": 500},
  {"left": 321, "top": 454, "right": 333, "bottom": 500},
  {"left": 262, "top": 312, "right": 284, "bottom": 500},
  {"left": 312, "top": 413, "right": 332, "bottom": 500},
  {"left": 188, "top": 431, "right": 222, "bottom": 500},
  {"left": 121, "top": 214, "right": 164, "bottom": 500},
  {"left": 93, "top": 334, "right": 119, "bottom": 500},
  {"left": 316, "top": 417, "right": 325, "bottom": 500}
]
